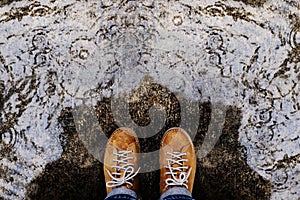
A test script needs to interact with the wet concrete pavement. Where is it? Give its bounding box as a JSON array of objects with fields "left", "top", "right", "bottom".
[{"left": 0, "top": 0, "right": 299, "bottom": 199}]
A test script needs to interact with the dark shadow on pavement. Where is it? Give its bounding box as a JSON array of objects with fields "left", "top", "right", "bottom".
[
  {"left": 26, "top": 107, "right": 106, "bottom": 200},
  {"left": 26, "top": 83, "right": 271, "bottom": 200}
]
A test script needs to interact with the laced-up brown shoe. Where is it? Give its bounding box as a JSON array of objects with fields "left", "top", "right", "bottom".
[
  {"left": 160, "top": 127, "right": 196, "bottom": 195},
  {"left": 104, "top": 127, "right": 140, "bottom": 195}
]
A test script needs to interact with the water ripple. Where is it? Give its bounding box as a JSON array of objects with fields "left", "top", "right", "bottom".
[{"left": 0, "top": 0, "right": 299, "bottom": 199}]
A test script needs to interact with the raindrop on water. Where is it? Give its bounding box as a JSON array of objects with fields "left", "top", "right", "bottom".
[
  {"left": 258, "top": 110, "right": 272, "bottom": 123},
  {"left": 208, "top": 33, "right": 223, "bottom": 49},
  {"left": 272, "top": 168, "right": 289, "bottom": 190},
  {"left": 79, "top": 49, "right": 89, "bottom": 60},
  {"left": 32, "top": 34, "right": 47, "bottom": 49},
  {"left": 173, "top": 16, "right": 183, "bottom": 26}
]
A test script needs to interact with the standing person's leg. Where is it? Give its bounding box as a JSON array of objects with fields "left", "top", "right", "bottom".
[
  {"left": 105, "top": 191, "right": 137, "bottom": 200},
  {"left": 160, "top": 188, "right": 194, "bottom": 200},
  {"left": 104, "top": 128, "right": 140, "bottom": 200},
  {"left": 159, "top": 128, "right": 196, "bottom": 200}
]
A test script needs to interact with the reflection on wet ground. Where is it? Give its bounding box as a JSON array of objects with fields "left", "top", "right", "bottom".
[{"left": 0, "top": 0, "right": 299, "bottom": 199}]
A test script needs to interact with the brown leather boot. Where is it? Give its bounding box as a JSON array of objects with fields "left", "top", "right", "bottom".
[
  {"left": 160, "top": 127, "right": 196, "bottom": 195},
  {"left": 104, "top": 127, "right": 140, "bottom": 195}
]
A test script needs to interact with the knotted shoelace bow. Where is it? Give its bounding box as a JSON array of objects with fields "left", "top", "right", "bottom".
[{"left": 106, "top": 150, "right": 140, "bottom": 188}]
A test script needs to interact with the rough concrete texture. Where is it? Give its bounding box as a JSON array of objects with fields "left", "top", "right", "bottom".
[{"left": 0, "top": 0, "right": 299, "bottom": 199}]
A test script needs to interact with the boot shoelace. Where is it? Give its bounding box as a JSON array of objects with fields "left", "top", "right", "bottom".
[
  {"left": 164, "top": 152, "right": 192, "bottom": 189},
  {"left": 106, "top": 150, "right": 140, "bottom": 188}
]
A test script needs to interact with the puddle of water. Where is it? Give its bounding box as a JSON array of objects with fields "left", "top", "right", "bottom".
[{"left": 0, "top": 0, "right": 299, "bottom": 199}]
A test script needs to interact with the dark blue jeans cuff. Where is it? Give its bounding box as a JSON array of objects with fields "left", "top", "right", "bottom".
[
  {"left": 105, "top": 194, "right": 137, "bottom": 200},
  {"left": 162, "top": 194, "right": 195, "bottom": 200}
]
